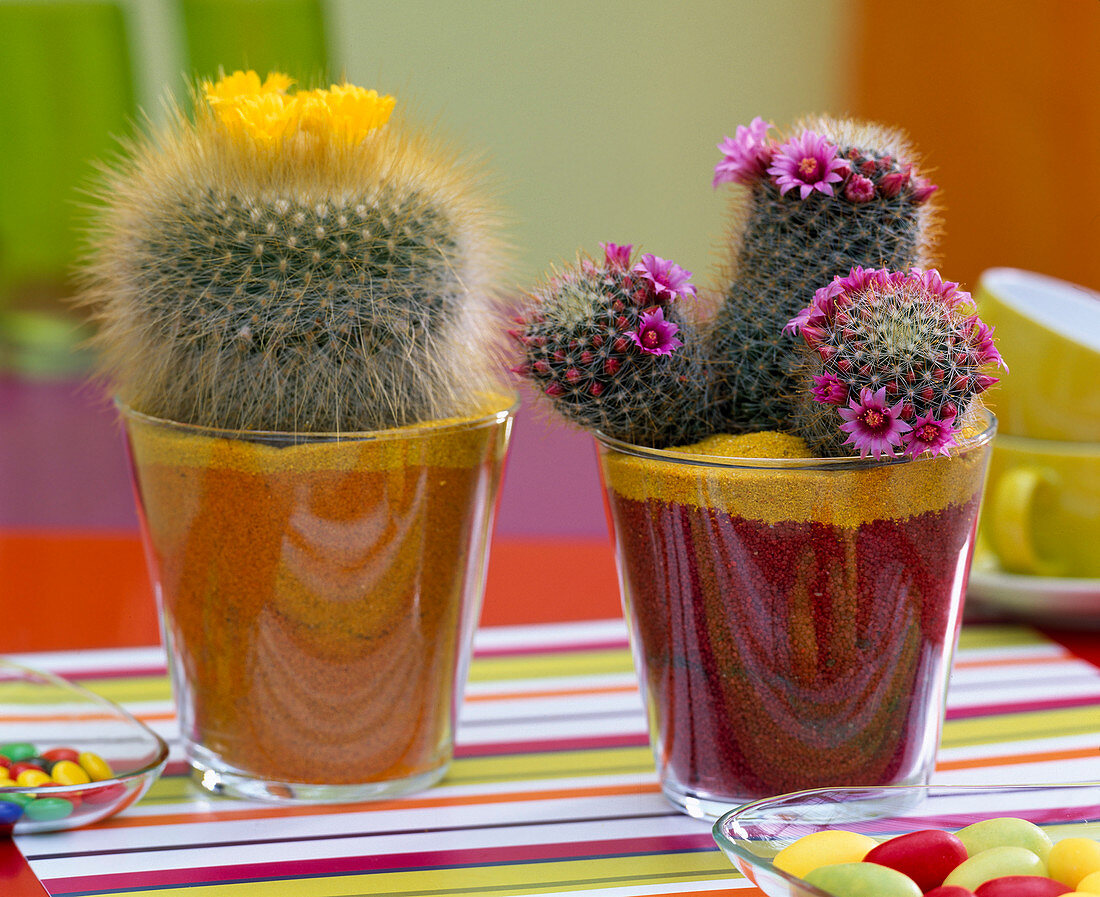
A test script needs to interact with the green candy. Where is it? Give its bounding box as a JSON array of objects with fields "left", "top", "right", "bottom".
[
  {"left": 943, "top": 845, "right": 1047, "bottom": 890},
  {"left": 23, "top": 797, "right": 74, "bottom": 822},
  {"left": 0, "top": 742, "right": 36, "bottom": 762},
  {"left": 0, "top": 792, "right": 34, "bottom": 808},
  {"left": 805, "top": 862, "right": 923, "bottom": 897},
  {"left": 956, "top": 817, "right": 1054, "bottom": 862}
]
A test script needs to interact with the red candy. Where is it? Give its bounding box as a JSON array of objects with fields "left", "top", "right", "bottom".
[
  {"left": 864, "top": 828, "right": 969, "bottom": 892},
  {"left": 8, "top": 760, "right": 46, "bottom": 778},
  {"left": 926, "top": 888, "right": 978, "bottom": 897},
  {"left": 975, "top": 876, "right": 1073, "bottom": 897},
  {"left": 42, "top": 748, "right": 79, "bottom": 764}
]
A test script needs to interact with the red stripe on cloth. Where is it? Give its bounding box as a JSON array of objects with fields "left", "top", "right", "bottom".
[
  {"left": 945, "top": 693, "right": 1100, "bottom": 720},
  {"left": 474, "top": 638, "right": 629, "bottom": 658},
  {"left": 42, "top": 833, "right": 717, "bottom": 893}
]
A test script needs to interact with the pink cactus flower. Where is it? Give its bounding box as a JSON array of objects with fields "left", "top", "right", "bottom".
[
  {"left": 632, "top": 254, "right": 696, "bottom": 302},
  {"left": 911, "top": 268, "right": 969, "bottom": 309},
  {"left": 713, "top": 117, "right": 774, "bottom": 187},
  {"left": 838, "top": 386, "right": 911, "bottom": 459},
  {"left": 844, "top": 174, "right": 876, "bottom": 203},
  {"left": 965, "top": 318, "right": 1008, "bottom": 370},
  {"left": 812, "top": 373, "right": 848, "bottom": 406},
  {"left": 629, "top": 307, "right": 683, "bottom": 356},
  {"left": 903, "top": 408, "right": 958, "bottom": 458},
  {"left": 767, "top": 131, "right": 847, "bottom": 199},
  {"left": 600, "top": 242, "right": 633, "bottom": 269}
]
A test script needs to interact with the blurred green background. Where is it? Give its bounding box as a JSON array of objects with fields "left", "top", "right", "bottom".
[{"left": 0, "top": 0, "right": 844, "bottom": 375}]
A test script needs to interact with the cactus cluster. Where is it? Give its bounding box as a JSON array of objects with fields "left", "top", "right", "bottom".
[
  {"left": 510, "top": 243, "right": 708, "bottom": 448},
  {"left": 80, "top": 71, "right": 506, "bottom": 433},
  {"left": 785, "top": 266, "right": 1004, "bottom": 458},
  {"left": 512, "top": 113, "right": 1000, "bottom": 461},
  {"left": 706, "top": 115, "right": 940, "bottom": 433}
]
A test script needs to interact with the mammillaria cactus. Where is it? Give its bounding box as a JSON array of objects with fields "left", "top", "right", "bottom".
[
  {"left": 511, "top": 243, "right": 709, "bottom": 448},
  {"left": 80, "top": 70, "right": 505, "bottom": 433},
  {"left": 707, "top": 115, "right": 940, "bottom": 433},
  {"left": 785, "top": 266, "right": 1004, "bottom": 458}
]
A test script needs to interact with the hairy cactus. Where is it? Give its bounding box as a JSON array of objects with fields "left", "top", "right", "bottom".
[
  {"left": 80, "top": 70, "right": 506, "bottom": 433},
  {"left": 511, "top": 243, "right": 709, "bottom": 448},
  {"left": 785, "top": 266, "right": 1003, "bottom": 458},
  {"left": 706, "top": 115, "right": 940, "bottom": 433}
]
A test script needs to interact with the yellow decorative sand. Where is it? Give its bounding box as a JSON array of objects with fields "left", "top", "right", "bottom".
[{"left": 600, "top": 420, "right": 993, "bottom": 527}]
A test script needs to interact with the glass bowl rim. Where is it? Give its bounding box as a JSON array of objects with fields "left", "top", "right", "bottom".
[
  {"left": 712, "top": 781, "right": 1100, "bottom": 897},
  {"left": 596, "top": 409, "right": 996, "bottom": 471},
  {"left": 114, "top": 391, "right": 519, "bottom": 443},
  {"left": 0, "top": 657, "right": 170, "bottom": 798}
]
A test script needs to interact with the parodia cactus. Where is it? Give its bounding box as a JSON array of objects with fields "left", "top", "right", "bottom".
[
  {"left": 510, "top": 243, "right": 708, "bottom": 448},
  {"left": 80, "top": 70, "right": 506, "bottom": 433},
  {"left": 707, "top": 115, "right": 940, "bottom": 434},
  {"left": 785, "top": 266, "right": 1004, "bottom": 459}
]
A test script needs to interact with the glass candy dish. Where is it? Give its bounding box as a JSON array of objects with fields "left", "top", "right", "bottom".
[
  {"left": 0, "top": 659, "right": 168, "bottom": 833},
  {"left": 713, "top": 783, "right": 1100, "bottom": 897}
]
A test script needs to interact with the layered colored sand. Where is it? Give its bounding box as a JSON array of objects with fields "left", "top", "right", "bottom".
[
  {"left": 600, "top": 430, "right": 990, "bottom": 801},
  {"left": 125, "top": 400, "right": 511, "bottom": 786}
]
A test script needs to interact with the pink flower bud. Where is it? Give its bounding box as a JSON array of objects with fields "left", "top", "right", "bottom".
[
  {"left": 545, "top": 382, "right": 565, "bottom": 397},
  {"left": 533, "top": 360, "right": 550, "bottom": 374},
  {"left": 589, "top": 381, "right": 604, "bottom": 396},
  {"left": 975, "top": 374, "right": 999, "bottom": 393},
  {"left": 878, "top": 167, "right": 911, "bottom": 198},
  {"left": 605, "top": 357, "right": 621, "bottom": 375},
  {"left": 565, "top": 368, "right": 581, "bottom": 384}
]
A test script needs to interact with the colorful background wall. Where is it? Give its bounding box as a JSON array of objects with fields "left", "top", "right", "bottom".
[{"left": 1, "top": 0, "right": 1098, "bottom": 646}]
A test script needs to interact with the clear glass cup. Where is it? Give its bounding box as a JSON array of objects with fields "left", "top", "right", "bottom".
[
  {"left": 121, "top": 396, "right": 515, "bottom": 802},
  {"left": 596, "top": 413, "right": 995, "bottom": 819}
]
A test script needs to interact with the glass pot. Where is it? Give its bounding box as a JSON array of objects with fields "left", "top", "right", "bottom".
[
  {"left": 597, "top": 414, "right": 995, "bottom": 819},
  {"left": 122, "top": 396, "right": 515, "bottom": 802}
]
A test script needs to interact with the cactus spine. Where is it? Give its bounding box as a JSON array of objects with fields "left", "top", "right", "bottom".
[
  {"left": 80, "top": 71, "right": 506, "bottom": 433},
  {"left": 786, "top": 266, "right": 1003, "bottom": 458},
  {"left": 511, "top": 244, "right": 709, "bottom": 448},
  {"left": 707, "top": 115, "right": 940, "bottom": 434}
]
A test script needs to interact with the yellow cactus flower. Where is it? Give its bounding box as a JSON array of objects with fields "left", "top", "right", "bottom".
[
  {"left": 203, "top": 72, "right": 394, "bottom": 148},
  {"left": 317, "top": 84, "right": 396, "bottom": 144},
  {"left": 203, "top": 69, "right": 293, "bottom": 102},
  {"left": 211, "top": 92, "right": 296, "bottom": 146}
]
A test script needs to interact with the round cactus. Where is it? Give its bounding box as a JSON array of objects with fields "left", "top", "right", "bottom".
[
  {"left": 79, "top": 71, "right": 506, "bottom": 433},
  {"left": 707, "top": 115, "right": 940, "bottom": 434},
  {"left": 511, "top": 243, "right": 709, "bottom": 448},
  {"left": 785, "top": 266, "right": 1004, "bottom": 458}
]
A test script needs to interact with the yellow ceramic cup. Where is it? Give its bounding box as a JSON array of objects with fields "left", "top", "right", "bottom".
[
  {"left": 975, "top": 268, "right": 1100, "bottom": 441},
  {"left": 978, "top": 432, "right": 1100, "bottom": 578}
]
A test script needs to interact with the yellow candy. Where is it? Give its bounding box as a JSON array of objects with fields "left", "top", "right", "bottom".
[
  {"left": 1078, "top": 869, "right": 1100, "bottom": 894},
  {"left": 0, "top": 774, "right": 14, "bottom": 787},
  {"left": 773, "top": 829, "right": 880, "bottom": 878},
  {"left": 16, "top": 768, "right": 51, "bottom": 787},
  {"left": 50, "top": 759, "right": 91, "bottom": 786},
  {"left": 1049, "top": 838, "right": 1100, "bottom": 889},
  {"left": 78, "top": 751, "right": 113, "bottom": 782}
]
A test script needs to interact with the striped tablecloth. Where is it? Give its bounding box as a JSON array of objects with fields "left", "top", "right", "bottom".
[{"left": 8, "top": 620, "right": 1100, "bottom": 896}]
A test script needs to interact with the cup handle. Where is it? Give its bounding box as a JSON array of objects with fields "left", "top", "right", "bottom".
[{"left": 990, "top": 465, "right": 1063, "bottom": 577}]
